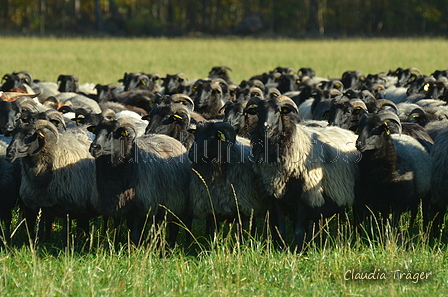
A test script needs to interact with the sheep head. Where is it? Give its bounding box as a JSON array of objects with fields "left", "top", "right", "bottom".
[
  {"left": 245, "top": 96, "right": 299, "bottom": 163},
  {"left": 355, "top": 110, "right": 401, "bottom": 153},
  {"left": 6, "top": 119, "right": 59, "bottom": 163},
  {"left": 57, "top": 74, "right": 79, "bottom": 92},
  {"left": 188, "top": 121, "right": 236, "bottom": 164},
  {"left": 328, "top": 98, "right": 368, "bottom": 132},
  {"left": 88, "top": 118, "right": 137, "bottom": 164}
]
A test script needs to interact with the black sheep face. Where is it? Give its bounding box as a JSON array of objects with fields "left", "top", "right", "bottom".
[
  {"left": 0, "top": 100, "right": 22, "bottom": 135},
  {"left": 5, "top": 123, "right": 51, "bottom": 163},
  {"left": 145, "top": 104, "right": 190, "bottom": 139},
  {"left": 57, "top": 75, "right": 78, "bottom": 92},
  {"left": 223, "top": 102, "right": 245, "bottom": 135},
  {"left": 161, "top": 74, "right": 185, "bottom": 95},
  {"left": 355, "top": 114, "right": 400, "bottom": 153},
  {"left": 188, "top": 122, "right": 235, "bottom": 164},
  {"left": 0, "top": 74, "right": 22, "bottom": 92},
  {"left": 89, "top": 120, "right": 136, "bottom": 164},
  {"left": 247, "top": 99, "right": 292, "bottom": 163}
]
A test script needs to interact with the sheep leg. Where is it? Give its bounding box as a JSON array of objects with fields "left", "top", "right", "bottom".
[
  {"left": 270, "top": 199, "right": 286, "bottom": 249},
  {"left": 294, "top": 206, "right": 308, "bottom": 253},
  {"left": 205, "top": 215, "right": 218, "bottom": 240},
  {"left": 129, "top": 217, "right": 144, "bottom": 246},
  {"left": 167, "top": 222, "right": 179, "bottom": 247}
]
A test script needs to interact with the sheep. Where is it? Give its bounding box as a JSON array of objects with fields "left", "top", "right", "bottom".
[
  {"left": 143, "top": 102, "right": 195, "bottom": 150},
  {"left": 354, "top": 110, "right": 432, "bottom": 230},
  {"left": 120, "top": 72, "right": 161, "bottom": 93},
  {"left": 188, "top": 121, "right": 267, "bottom": 237},
  {"left": 328, "top": 97, "right": 368, "bottom": 132},
  {"left": 190, "top": 79, "right": 225, "bottom": 120},
  {"left": 57, "top": 74, "right": 79, "bottom": 93},
  {"left": 428, "top": 127, "right": 448, "bottom": 236},
  {"left": 5, "top": 119, "right": 99, "bottom": 244},
  {"left": 88, "top": 118, "right": 191, "bottom": 246},
  {"left": 161, "top": 73, "right": 189, "bottom": 95},
  {"left": 208, "top": 66, "right": 233, "bottom": 84},
  {"left": 0, "top": 139, "right": 21, "bottom": 242},
  {"left": 246, "top": 95, "right": 360, "bottom": 251}
]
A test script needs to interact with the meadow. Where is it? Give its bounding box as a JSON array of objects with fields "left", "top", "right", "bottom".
[{"left": 1, "top": 37, "right": 448, "bottom": 296}]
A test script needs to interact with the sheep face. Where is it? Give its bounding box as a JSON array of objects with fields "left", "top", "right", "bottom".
[
  {"left": 355, "top": 113, "right": 401, "bottom": 153},
  {"left": 1, "top": 74, "right": 21, "bottom": 92},
  {"left": 188, "top": 122, "right": 236, "bottom": 164},
  {"left": 247, "top": 98, "right": 299, "bottom": 163},
  {"left": 208, "top": 66, "right": 232, "bottom": 83},
  {"left": 328, "top": 99, "right": 367, "bottom": 132},
  {"left": 88, "top": 120, "right": 136, "bottom": 163},
  {"left": 161, "top": 74, "right": 186, "bottom": 95},
  {"left": 57, "top": 75, "right": 78, "bottom": 92},
  {"left": 144, "top": 103, "right": 193, "bottom": 149},
  {"left": 6, "top": 122, "right": 57, "bottom": 163},
  {"left": 222, "top": 101, "right": 246, "bottom": 135},
  {"left": 0, "top": 100, "right": 22, "bottom": 135}
]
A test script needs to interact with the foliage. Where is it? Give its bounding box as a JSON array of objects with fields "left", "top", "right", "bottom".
[{"left": 0, "top": 0, "right": 447, "bottom": 37}]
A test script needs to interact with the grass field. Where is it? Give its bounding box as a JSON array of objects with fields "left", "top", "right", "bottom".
[{"left": 1, "top": 37, "right": 448, "bottom": 296}]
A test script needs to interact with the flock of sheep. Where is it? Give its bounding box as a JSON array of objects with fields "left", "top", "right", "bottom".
[{"left": 0, "top": 65, "right": 447, "bottom": 251}]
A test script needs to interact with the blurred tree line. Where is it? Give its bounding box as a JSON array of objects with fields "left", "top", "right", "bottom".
[{"left": 0, "top": 0, "right": 447, "bottom": 37}]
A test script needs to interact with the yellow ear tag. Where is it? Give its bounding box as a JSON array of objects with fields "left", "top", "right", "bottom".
[
  {"left": 217, "top": 130, "right": 226, "bottom": 141},
  {"left": 141, "top": 80, "right": 147, "bottom": 86},
  {"left": 424, "top": 83, "right": 430, "bottom": 92},
  {"left": 281, "top": 107, "right": 290, "bottom": 114},
  {"left": 50, "top": 120, "right": 59, "bottom": 126},
  {"left": 173, "top": 114, "right": 183, "bottom": 120},
  {"left": 384, "top": 122, "right": 390, "bottom": 135},
  {"left": 121, "top": 130, "right": 128, "bottom": 137},
  {"left": 334, "top": 83, "right": 341, "bottom": 88},
  {"left": 38, "top": 132, "right": 45, "bottom": 138}
]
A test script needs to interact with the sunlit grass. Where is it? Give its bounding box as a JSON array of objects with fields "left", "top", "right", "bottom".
[
  {"left": 1, "top": 37, "right": 448, "bottom": 85},
  {"left": 1, "top": 36, "right": 448, "bottom": 296}
]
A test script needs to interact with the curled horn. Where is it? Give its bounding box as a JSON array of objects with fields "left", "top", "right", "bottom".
[
  {"left": 33, "top": 119, "right": 60, "bottom": 143},
  {"left": 101, "top": 109, "right": 117, "bottom": 121},
  {"left": 377, "top": 110, "right": 402, "bottom": 135},
  {"left": 222, "top": 66, "right": 232, "bottom": 72},
  {"left": 17, "top": 98, "right": 40, "bottom": 112},
  {"left": 245, "top": 96, "right": 262, "bottom": 111},
  {"left": 249, "top": 87, "right": 264, "bottom": 99},
  {"left": 45, "top": 109, "right": 67, "bottom": 130},
  {"left": 375, "top": 99, "right": 398, "bottom": 113},
  {"left": 177, "top": 72, "right": 188, "bottom": 81},
  {"left": 213, "top": 121, "right": 237, "bottom": 144},
  {"left": 117, "top": 118, "right": 137, "bottom": 137},
  {"left": 409, "top": 67, "right": 422, "bottom": 75},
  {"left": 349, "top": 99, "right": 368, "bottom": 110},
  {"left": 16, "top": 71, "right": 33, "bottom": 85},
  {"left": 277, "top": 95, "right": 299, "bottom": 113},
  {"left": 171, "top": 94, "right": 194, "bottom": 110},
  {"left": 0, "top": 92, "right": 39, "bottom": 102},
  {"left": 408, "top": 107, "right": 428, "bottom": 125},
  {"left": 171, "top": 103, "right": 192, "bottom": 123}
]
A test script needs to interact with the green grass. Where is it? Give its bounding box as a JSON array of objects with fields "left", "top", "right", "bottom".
[
  {"left": 1, "top": 37, "right": 448, "bottom": 84},
  {"left": 1, "top": 37, "right": 448, "bottom": 296}
]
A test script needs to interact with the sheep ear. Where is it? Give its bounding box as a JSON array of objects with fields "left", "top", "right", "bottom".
[{"left": 87, "top": 126, "right": 97, "bottom": 133}]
